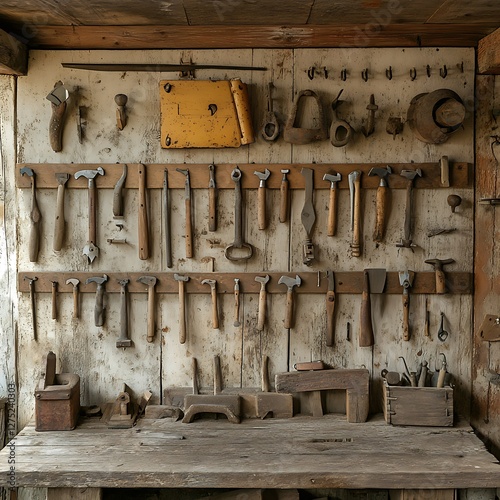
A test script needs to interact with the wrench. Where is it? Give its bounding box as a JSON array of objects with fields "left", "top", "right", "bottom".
[{"left": 438, "top": 312, "right": 449, "bottom": 341}]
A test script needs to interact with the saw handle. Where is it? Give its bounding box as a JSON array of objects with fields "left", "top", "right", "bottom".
[
  {"left": 284, "top": 288, "right": 294, "bottom": 329},
  {"left": 402, "top": 292, "right": 410, "bottom": 341},
  {"left": 279, "top": 177, "right": 289, "bottom": 223},
  {"left": 138, "top": 164, "right": 150, "bottom": 260},
  {"left": 326, "top": 290, "right": 336, "bottom": 346},
  {"left": 351, "top": 176, "right": 361, "bottom": 257},
  {"left": 258, "top": 186, "right": 266, "bottom": 230},
  {"left": 185, "top": 198, "right": 193, "bottom": 258},
  {"left": 359, "top": 271, "right": 374, "bottom": 347},
  {"left": 257, "top": 287, "right": 267, "bottom": 331},
  {"left": 146, "top": 285, "right": 155, "bottom": 343},
  {"left": 179, "top": 281, "right": 187, "bottom": 344},
  {"left": 373, "top": 184, "right": 388, "bottom": 243},
  {"left": 53, "top": 183, "right": 66, "bottom": 251},
  {"left": 327, "top": 186, "right": 338, "bottom": 237}
]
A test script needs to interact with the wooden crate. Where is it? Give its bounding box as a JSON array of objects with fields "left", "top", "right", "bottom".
[{"left": 383, "top": 382, "right": 453, "bottom": 426}]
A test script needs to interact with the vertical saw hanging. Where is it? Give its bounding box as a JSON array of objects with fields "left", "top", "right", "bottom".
[{"left": 160, "top": 79, "right": 254, "bottom": 148}]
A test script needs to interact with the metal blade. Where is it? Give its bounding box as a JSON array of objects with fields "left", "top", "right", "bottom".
[
  {"left": 83, "top": 243, "right": 99, "bottom": 263},
  {"left": 46, "top": 84, "right": 69, "bottom": 105}
]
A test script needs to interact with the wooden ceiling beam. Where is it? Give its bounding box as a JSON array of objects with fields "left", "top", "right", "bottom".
[
  {"left": 478, "top": 27, "right": 500, "bottom": 75},
  {"left": 24, "top": 24, "right": 494, "bottom": 49},
  {"left": 0, "top": 28, "right": 27, "bottom": 75}
]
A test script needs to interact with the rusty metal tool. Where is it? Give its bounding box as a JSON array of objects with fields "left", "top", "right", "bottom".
[
  {"left": 202, "top": 279, "right": 219, "bottom": 329},
  {"left": 46, "top": 81, "right": 69, "bottom": 152},
  {"left": 254, "top": 168, "right": 271, "bottom": 230},
  {"left": 361, "top": 94, "right": 378, "bottom": 137},
  {"left": 20, "top": 167, "right": 41, "bottom": 262},
  {"left": 399, "top": 270, "right": 415, "bottom": 341},
  {"left": 138, "top": 163, "right": 149, "bottom": 260},
  {"left": 51, "top": 281, "right": 58, "bottom": 321},
  {"left": 116, "top": 279, "right": 133, "bottom": 349},
  {"left": 137, "top": 276, "right": 157, "bottom": 343},
  {"left": 396, "top": 168, "right": 422, "bottom": 250},
  {"left": 208, "top": 164, "right": 217, "bottom": 232},
  {"left": 438, "top": 312, "right": 449, "bottom": 341},
  {"left": 163, "top": 169, "right": 172, "bottom": 268},
  {"left": 330, "top": 89, "right": 354, "bottom": 147},
  {"left": 278, "top": 275, "right": 301, "bottom": 329},
  {"left": 348, "top": 170, "right": 362, "bottom": 257},
  {"left": 255, "top": 275, "right": 270, "bottom": 331},
  {"left": 24, "top": 276, "right": 38, "bottom": 340},
  {"left": 368, "top": 165, "right": 392, "bottom": 243},
  {"left": 112, "top": 164, "right": 127, "bottom": 219},
  {"left": 86, "top": 275, "right": 108, "bottom": 327},
  {"left": 359, "top": 269, "right": 386, "bottom": 347},
  {"left": 114, "top": 94, "right": 127, "bottom": 130},
  {"left": 53, "top": 173, "right": 70, "bottom": 252},
  {"left": 447, "top": 194, "right": 462, "bottom": 213},
  {"left": 176, "top": 168, "right": 193, "bottom": 258},
  {"left": 326, "top": 271, "right": 336, "bottom": 347},
  {"left": 261, "top": 82, "right": 280, "bottom": 141},
  {"left": 425, "top": 258, "right": 455, "bottom": 294},
  {"left": 323, "top": 172, "right": 341, "bottom": 237},
  {"left": 301, "top": 168, "right": 316, "bottom": 265},
  {"left": 74, "top": 166, "right": 105, "bottom": 263},
  {"left": 279, "top": 169, "right": 290, "bottom": 223},
  {"left": 233, "top": 278, "right": 241, "bottom": 327},
  {"left": 225, "top": 166, "right": 253, "bottom": 261},
  {"left": 66, "top": 278, "right": 80, "bottom": 319},
  {"left": 174, "top": 274, "right": 190, "bottom": 344}
]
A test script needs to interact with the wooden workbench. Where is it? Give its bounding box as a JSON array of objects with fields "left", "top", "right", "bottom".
[{"left": 0, "top": 415, "right": 499, "bottom": 497}]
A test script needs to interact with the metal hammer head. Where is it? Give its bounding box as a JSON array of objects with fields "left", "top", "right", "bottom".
[
  {"left": 66, "top": 278, "right": 80, "bottom": 288},
  {"left": 86, "top": 274, "right": 108, "bottom": 286},
  {"left": 118, "top": 279, "right": 130, "bottom": 287},
  {"left": 368, "top": 165, "right": 392, "bottom": 186},
  {"left": 137, "top": 276, "right": 157, "bottom": 287},
  {"left": 255, "top": 275, "right": 270, "bottom": 288},
  {"left": 400, "top": 168, "right": 422, "bottom": 182},
  {"left": 278, "top": 274, "right": 301, "bottom": 290},
  {"left": 201, "top": 278, "right": 216, "bottom": 289},
  {"left": 174, "top": 274, "right": 190, "bottom": 283},
  {"left": 424, "top": 258, "right": 455, "bottom": 271},
  {"left": 24, "top": 275, "right": 37, "bottom": 285},
  {"left": 56, "top": 173, "right": 70, "bottom": 185},
  {"left": 20, "top": 167, "right": 34, "bottom": 178},
  {"left": 280, "top": 169, "right": 290, "bottom": 178},
  {"left": 75, "top": 166, "right": 104, "bottom": 181},
  {"left": 323, "top": 172, "right": 342, "bottom": 187},
  {"left": 399, "top": 270, "right": 415, "bottom": 289},
  {"left": 254, "top": 168, "right": 271, "bottom": 184}
]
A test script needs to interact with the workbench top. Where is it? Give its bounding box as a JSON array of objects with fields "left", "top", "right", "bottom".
[{"left": 1, "top": 414, "right": 499, "bottom": 490}]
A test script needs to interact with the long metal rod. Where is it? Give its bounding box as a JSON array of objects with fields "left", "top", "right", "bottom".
[{"left": 62, "top": 63, "right": 267, "bottom": 72}]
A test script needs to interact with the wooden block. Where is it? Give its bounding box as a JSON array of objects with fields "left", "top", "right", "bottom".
[
  {"left": 183, "top": 394, "right": 240, "bottom": 423},
  {"left": 182, "top": 403, "right": 240, "bottom": 424},
  {"left": 144, "top": 404, "right": 182, "bottom": 420},
  {"left": 275, "top": 369, "right": 369, "bottom": 423},
  {"left": 164, "top": 387, "right": 192, "bottom": 408},
  {"left": 309, "top": 390, "right": 324, "bottom": 418},
  {"left": 256, "top": 393, "right": 294, "bottom": 419}
]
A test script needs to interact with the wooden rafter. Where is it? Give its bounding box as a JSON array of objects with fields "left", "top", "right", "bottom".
[
  {"left": 0, "top": 27, "right": 27, "bottom": 75},
  {"left": 478, "top": 27, "right": 500, "bottom": 74}
]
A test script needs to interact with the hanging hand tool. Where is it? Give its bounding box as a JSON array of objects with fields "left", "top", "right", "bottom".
[
  {"left": 301, "top": 168, "right": 316, "bottom": 265},
  {"left": 74, "top": 167, "right": 105, "bottom": 263},
  {"left": 329, "top": 89, "right": 354, "bottom": 147},
  {"left": 418, "top": 360, "right": 429, "bottom": 387},
  {"left": 323, "top": 173, "right": 341, "bottom": 237},
  {"left": 46, "top": 81, "right": 69, "bottom": 152},
  {"left": 279, "top": 169, "right": 290, "bottom": 223},
  {"left": 254, "top": 168, "right": 271, "bottom": 230},
  {"left": 255, "top": 275, "right": 270, "bottom": 331},
  {"left": 24, "top": 276, "right": 38, "bottom": 340},
  {"left": 424, "top": 298, "right": 430, "bottom": 337},
  {"left": 208, "top": 164, "right": 217, "bottom": 232},
  {"left": 359, "top": 269, "right": 386, "bottom": 347},
  {"left": 278, "top": 275, "right": 301, "bottom": 329},
  {"left": 225, "top": 166, "right": 253, "bottom": 261},
  {"left": 361, "top": 94, "right": 378, "bottom": 137},
  {"left": 137, "top": 276, "right": 158, "bottom": 343},
  {"left": 447, "top": 194, "right": 462, "bottom": 213},
  {"left": 425, "top": 258, "right": 455, "bottom": 294},
  {"left": 112, "top": 164, "right": 127, "bottom": 219},
  {"left": 368, "top": 165, "right": 392, "bottom": 243},
  {"left": 261, "top": 82, "right": 280, "bottom": 141},
  {"left": 348, "top": 170, "right": 362, "bottom": 257},
  {"left": 116, "top": 279, "right": 133, "bottom": 348},
  {"left": 20, "top": 167, "right": 42, "bottom": 262},
  {"left": 114, "top": 94, "right": 128, "bottom": 130},
  {"left": 233, "top": 278, "right": 241, "bottom": 327},
  {"left": 436, "top": 353, "right": 448, "bottom": 388},
  {"left": 202, "top": 279, "right": 219, "bottom": 329},
  {"left": 138, "top": 163, "right": 150, "bottom": 260},
  {"left": 51, "top": 281, "right": 58, "bottom": 320},
  {"left": 53, "top": 173, "right": 70, "bottom": 252},
  {"left": 163, "top": 169, "right": 172, "bottom": 268},
  {"left": 438, "top": 312, "right": 449, "bottom": 341},
  {"left": 399, "top": 270, "right": 415, "bottom": 341},
  {"left": 66, "top": 278, "right": 80, "bottom": 320},
  {"left": 86, "top": 275, "right": 108, "bottom": 327},
  {"left": 396, "top": 168, "right": 422, "bottom": 250},
  {"left": 176, "top": 168, "right": 193, "bottom": 258},
  {"left": 325, "top": 271, "right": 336, "bottom": 347},
  {"left": 174, "top": 274, "right": 190, "bottom": 344}
]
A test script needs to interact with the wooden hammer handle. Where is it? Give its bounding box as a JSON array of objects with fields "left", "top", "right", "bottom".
[
  {"left": 359, "top": 271, "right": 374, "bottom": 347},
  {"left": 279, "top": 177, "right": 289, "bottom": 223},
  {"left": 258, "top": 186, "right": 266, "bottom": 230},
  {"left": 351, "top": 177, "right": 361, "bottom": 257},
  {"left": 208, "top": 186, "right": 217, "bottom": 232},
  {"left": 185, "top": 198, "right": 193, "bottom": 258},
  {"left": 51, "top": 282, "right": 57, "bottom": 320},
  {"left": 147, "top": 286, "right": 155, "bottom": 342},
  {"left": 72, "top": 287, "right": 79, "bottom": 319},
  {"left": 327, "top": 187, "right": 338, "bottom": 237},
  {"left": 402, "top": 293, "right": 410, "bottom": 341},
  {"left": 326, "top": 290, "right": 336, "bottom": 346},
  {"left": 88, "top": 179, "right": 97, "bottom": 245},
  {"left": 179, "top": 281, "right": 186, "bottom": 344},
  {"left": 257, "top": 287, "right": 267, "bottom": 331},
  {"left": 373, "top": 184, "right": 388, "bottom": 243},
  {"left": 284, "top": 289, "right": 294, "bottom": 329},
  {"left": 211, "top": 287, "right": 219, "bottom": 329},
  {"left": 53, "top": 183, "right": 66, "bottom": 252},
  {"left": 95, "top": 285, "right": 104, "bottom": 327},
  {"left": 436, "top": 270, "right": 446, "bottom": 294},
  {"left": 138, "top": 164, "right": 149, "bottom": 260}
]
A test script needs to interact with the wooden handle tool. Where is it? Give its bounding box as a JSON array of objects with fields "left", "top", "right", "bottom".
[
  {"left": 348, "top": 170, "right": 362, "bottom": 258},
  {"left": 374, "top": 182, "right": 388, "bottom": 242},
  {"left": 359, "top": 270, "right": 374, "bottom": 347},
  {"left": 327, "top": 185, "right": 338, "bottom": 236},
  {"left": 177, "top": 168, "right": 193, "bottom": 258},
  {"left": 53, "top": 173, "right": 69, "bottom": 252},
  {"left": 116, "top": 279, "right": 132, "bottom": 348},
  {"left": 326, "top": 271, "right": 336, "bottom": 347},
  {"left": 51, "top": 281, "right": 58, "bottom": 320},
  {"left": 138, "top": 163, "right": 149, "bottom": 260},
  {"left": 233, "top": 279, "right": 241, "bottom": 327},
  {"left": 202, "top": 279, "right": 219, "bottom": 329},
  {"left": 208, "top": 164, "right": 217, "bottom": 232},
  {"left": 20, "top": 168, "right": 42, "bottom": 262},
  {"left": 402, "top": 292, "right": 410, "bottom": 341},
  {"left": 279, "top": 169, "right": 290, "bottom": 223},
  {"left": 255, "top": 275, "right": 270, "bottom": 331},
  {"left": 174, "top": 274, "right": 189, "bottom": 344},
  {"left": 254, "top": 168, "right": 270, "bottom": 230}
]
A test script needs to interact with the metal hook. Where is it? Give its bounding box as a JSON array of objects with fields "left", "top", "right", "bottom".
[
  {"left": 361, "top": 68, "right": 369, "bottom": 82},
  {"left": 439, "top": 352, "right": 447, "bottom": 366},
  {"left": 426, "top": 65, "right": 431, "bottom": 77},
  {"left": 398, "top": 356, "right": 411, "bottom": 377},
  {"left": 440, "top": 65, "right": 448, "bottom": 79},
  {"left": 340, "top": 68, "right": 347, "bottom": 81},
  {"left": 385, "top": 66, "right": 392, "bottom": 80},
  {"left": 307, "top": 67, "right": 315, "bottom": 80},
  {"left": 410, "top": 67, "right": 417, "bottom": 81}
]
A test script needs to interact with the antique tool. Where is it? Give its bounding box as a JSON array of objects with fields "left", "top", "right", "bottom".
[
  {"left": 255, "top": 275, "right": 270, "bottom": 331},
  {"left": 361, "top": 94, "right": 378, "bottom": 137},
  {"left": 418, "top": 361, "right": 429, "bottom": 387},
  {"left": 63, "top": 62, "right": 267, "bottom": 72},
  {"left": 74, "top": 166, "right": 105, "bottom": 263},
  {"left": 112, "top": 164, "right": 127, "bottom": 218},
  {"left": 66, "top": 278, "right": 80, "bottom": 319},
  {"left": 396, "top": 168, "right": 422, "bottom": 249},
  {"left": 202, "top": 279, "right": 219, "bottom": 329},
  {"left": 233, "top": 279, "right": 241, "bottom": 327},
  {"left": 261, "top": 82, "right": 279, "bottom": 141},
  {"left": 225, "top": 166, "right": 253, "bottom": 261},
  {"left": 325, "top": 271, "right": 336, "bottom": 347},
  {"left": 138, "top": 163, "right": 150, "bottom": 260},
  {"left": 440, "top": 155, "right": 450, "bottom": 187},
  {"left": 46, "top": 81, "right": 69, "bottom": 152},
  {"left": 279, "top": 169, "right": 290, "bottom": 223},
  {"left": 53, "top": 173, "right": 70, "bottom": 252},
  {"left": 399, "top": 270, "right": 415, "bottom": 341},
  {"left": 51, "top": 281, "right": 58, "bottom": 321},
  {"left": 107, "top": 384, "right": 138, "bottom": 429},
  {"left": 329, "top": 89, "right": 354, "bottom": 147},
  {"left": 254, "top": 168, "right": 271, "bottom": 230},
  {"left": 424, "top": 298, "right": 430, "bottom": 337},
  {"left": 25, "top": 276, "right": 38, "bottom": 340},
  {"left": 137, "top": 276, "right": 157, "bottom": 343},
  {"left": 114, "top": 94, "right": 127, "bottom": 130},
  {"left": 86, "top": 275, "right": 108, "bottom": 327},
  {"left": 368, "top": 165, "right": 392, "bottom": 243},
  {"left": 163, "top": 169, "right": 172, "bottom": 268},
  {"left": 278, "top": 275, "right": 301, "bottom": 329},
  {"left": 425, "top": 258, "right": 455, "bottom": 294},
  {"left": 386, "top": 117, "right": 404, "bottom": 139},
  {"left": 208, "top": 164, "right": 217, "bottom": 232},
  {"left": 174, "top": 274, "right": 190, "bottom": 344},
  {"left": 176, "top": 168, "right": 193, "bottom": 258},
  {"left": 323, "top": 173, "right": 341, "bottom": 237},
  {"left": 438, "top": 312, "right": 449, "bottom": 341},
  {"left": 359, "top": 269, "right": 386, "bottom": 347},
  {"left": 116, "top": 279, "right": 133, "bottom": 349},
  {"left": 348, "top": 170, "right": 362, "bottom": 257},
  {"left": 447, "top": 194, "right": 462, "bottom": 213},
  {"left": 20, "top": 167, "right": 42, "bottom": 262},
  {"left": 301, "top": 168, "right": 316, "bottom": 265},
  {"left": 436, "top": 353, "right": 448, "bottom": 388},
  {"left": 295, "top": 360, "right": 326, "bottom": 371},
  {"left": 381, "top": 369, "right": 402, "bottom": 386}
]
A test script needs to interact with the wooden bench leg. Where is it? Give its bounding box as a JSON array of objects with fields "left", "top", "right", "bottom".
[{"left": 47, "top": 487, "right": 102, "bottom": 500}]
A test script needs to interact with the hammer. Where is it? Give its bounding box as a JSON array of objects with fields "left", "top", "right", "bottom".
[
  {"left": 425, "top": 258, "right": 455, "bottom": 294},
  {"left": 174, "top": 274, "right": 190, "bottom": 344},
  {"left": 116, "top": 279, "right": 133, "bottom": 348},
  {"left": 85, "top": 275, "right": 108, "bottom": 327},
  {"left": 278, "top": 275, "right": 301, "bottom": 329},
  {"left": 255, "top": 275, "right": 270, "bottom": 331},
  {"left": 66, "top": 278, "right": 80, "bottom": 319},
  {"left": 368, "top": 165, "right": 392, "bottom": 243},
  {"left": 201, "top": 279, "right": 219, "bottom": 329},
  {"left": 253, "top": 169, "right": 271, "bottom": 230},
  {"left": 53, "top": 172, "right": 70, "bottom": 252},
  {"left": 20, "top": 167, "right": 41, "bottom": 262},
  {"left": 397, "top": 168, "right": 422, "bottom": 249},
  {"left": 74, "top": 166, "right": 105, "bottom": 263},
  {"left": 323, "top": 172, "right": 342, "bottom": 236},
  {"left": 137, "top": 276, "right": 158, "bottom": 343}
]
